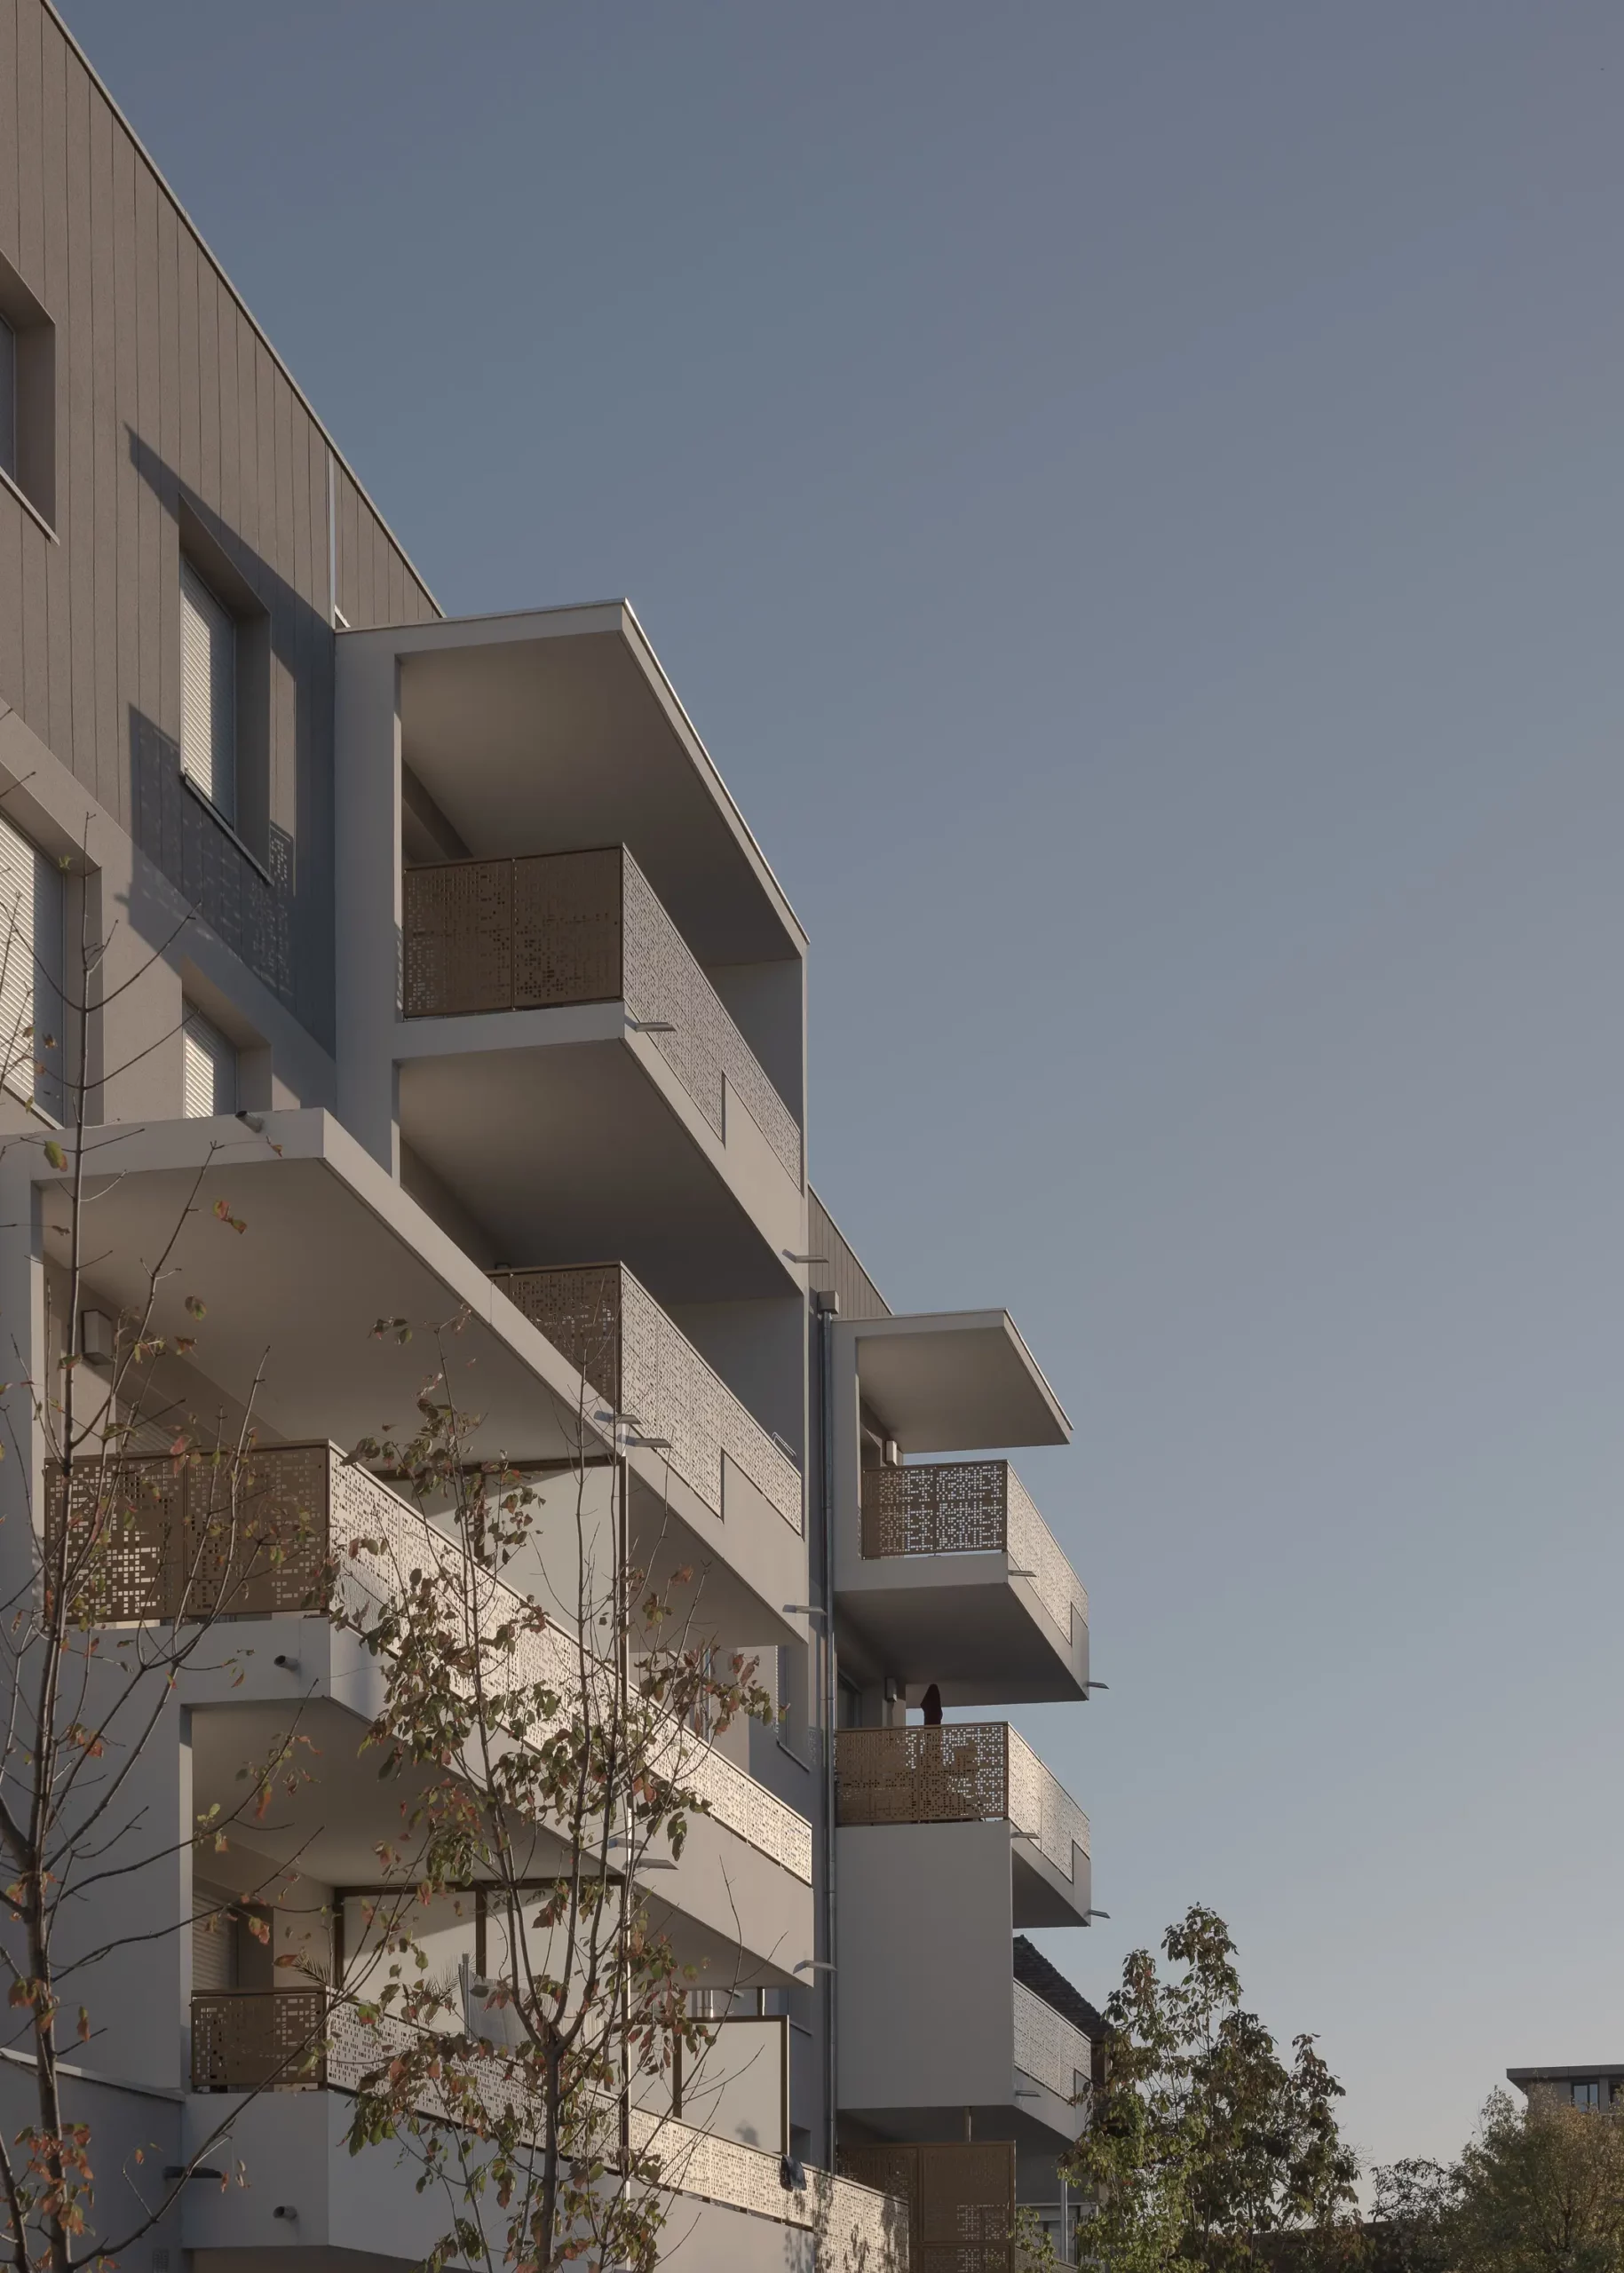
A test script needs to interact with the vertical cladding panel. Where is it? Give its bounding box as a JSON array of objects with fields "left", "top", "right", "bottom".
[
  {"left": 807, "top": 1190, "right": 890, "bottom": 1322},
  {"left": 40, "top": 22, "right": 72, "bottom": 762},
  {"left": 234, "top": 305, "right": 257, "bottom": 566},
  {"left": 0, "top": 0, "right": 18, "bottom": 268},
  {"left": 133, "top": 157, "right": 162, "bottom": 740},
  {"left": 64, "top": 51, "right": 96, "bottom": 780},
  {"left": 336, "top": 472, "right": 354, "bottom": 622},
  {"left": 194, "top": 256, "right": 219, "bottom": 523},
  {"left": 13, "top": 0, "right": 41, "bottom": 282},
  {"left": 213, "top": 254, "right": 236, "bottom": 534},
  {"left": 0, "top": 2, "right": 23, "bottom": 713},
  {"left": 15, "top": 2, "right": 46, "bottom": 741},
  {"left": 155, "top": 191, "right": 179, "bottom": 755},
  {"left": 174, "top": 225, "right": 198, "bottom": 495},
  {"left": 86, "top": 81, "right": 116, "bottom": 813},
  {"left": 111, "top": 122, "right": 137, "bottom": 829}
]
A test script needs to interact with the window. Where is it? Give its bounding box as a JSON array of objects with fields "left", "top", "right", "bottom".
[
  {"left": 0, "top": 813, "right": 64, "bottom": 1120},
  {"left": 181, "top": 1005, "right": 236, "bottom": 1118},
  {"left": 179, "top": 559, "right": 237, "bottom": 823},
  {"left": 0, "top": 252, "right": 56, "bottom": 527},
  {"left": 1573, "top": 2081, "right": 1603, "bottom": 2111}
]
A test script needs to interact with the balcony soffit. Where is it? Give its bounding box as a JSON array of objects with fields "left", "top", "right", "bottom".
[
  {"left": 844, "top": 1311, "right": 1072, "bottom": 1454},
  {"left": 391, "top": 606, "right": 804, "bottom": 969}
]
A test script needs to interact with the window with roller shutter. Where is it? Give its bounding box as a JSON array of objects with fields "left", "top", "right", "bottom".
[
  {"left": 181, "top": 1005, "right": 237, "bottom": 1118},
  {"left": 179, "top": 559, "right": 238, "bottom": 825},
  {"left": 0, "top": 814, "right": 64, "bottom": 1121}
]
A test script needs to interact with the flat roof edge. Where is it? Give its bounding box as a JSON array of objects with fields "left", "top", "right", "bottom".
[{"left": 40, "top": 0, "right": 443, "bottom": 622}]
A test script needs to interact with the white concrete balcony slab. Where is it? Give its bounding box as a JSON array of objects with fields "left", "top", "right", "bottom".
[
  {"left": 836, "top": 1818, "right": 1093, "bottom": 2149},
  {"left": 835, "top": 1723, "right": 1089, "bottom": 1928},
  {"left": 183, "top": 2005, "right": 906, "bottom": 2272},
  {"left": 403, "top": 844, "right": 801, "bottom": 1186},
  {"left": 837, "top": 1459, "right": 1089, "bottom": 1706},
  {"left": 4, "top": 1109, "right": 809, "bottom": 1659}
]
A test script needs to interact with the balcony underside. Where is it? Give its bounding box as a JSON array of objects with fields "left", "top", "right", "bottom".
[
  {"left": 836, "top": 1557, "right": 1087, "bottom": 1706},
  {"left": 191, "top": 1691, "right": 812, "bottom": 1984},
  {"left": 839, "top": 2095, "right": 1083, "bottom": 2152},
  {"left": 395, "top": 608, "right": 804, "bottom": 968},
  {"left": 34, "top": 1117, "right": 600, "bottom": 1468},
  {"left": 399, "top": 1024, "right": 797, "bottom": 1304}
]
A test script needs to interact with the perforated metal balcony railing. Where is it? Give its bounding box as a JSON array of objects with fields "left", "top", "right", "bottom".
[
  {"left": 400, "top": 844, "right": 803, "bottom": 1184},
  {"left": 834, "top": 1723, "right": 1089, "bottom": 1885},
  {"left": 192, "top": 1995, "right": 906, "bottom": 2269},
  {"left": 860, "top": 1460, "right": 1087, "bottom": 1647},
  {"left": 54, "top": 1445, "right": 812, "bottom": 1881},
  {"left": 493, "top": 1261, "right": 804, "bottom": 1534},
  {"left": 840, "top": 2140, "right": 1015, "bottom": 2273},
  {"left": 1012, "top": 1980, "right": 1092, "bottom": 2107}
]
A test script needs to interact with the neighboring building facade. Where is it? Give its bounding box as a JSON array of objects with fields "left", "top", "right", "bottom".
[
  {"left": 0, "top": 4, "right": 1099, "bottom": 2267},
  {"left": 1508, "top": 2066, "right": 1624, "bottom": 2112}
]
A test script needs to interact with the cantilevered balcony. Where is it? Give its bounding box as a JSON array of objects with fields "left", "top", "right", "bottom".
[
  {"left": 837, "top": 1944, "right": 1089, "bottom": 2149},
  {"left": 1012, "top": 1979, "right": 1092, "bottom": 2123},
  {"left": 61, "top": 1442, "right": 812, "bottom": 1889},
  {"left": 336, "top": 608, "right": 810, "bottom": 1293},
  {"left": 838, "top": 1457, "right": 1089, "bottom": 1706},
  {"left": 402, "top": 845, "right": 800, "bottom": 1186},
  {"left": 836, "top": 1723, "right": 1089, "bottom": 1927},
  {"left": 187, "top": 1996, "right": 905, "bottom": 2270},
  {"left": 491, "top": 1263, "right": 800, "bottom": 1564},
  {"left": 388, "top": 843, "right": 804, "bottom": 1295}
]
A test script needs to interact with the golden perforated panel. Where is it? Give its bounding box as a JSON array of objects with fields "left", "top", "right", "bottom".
[
  {"left": 842, "top": 2141, "right": 1013, "bottom": 2273},
  {"left": 191, "top": 1988, "right": 327, "bottom": 2091}
]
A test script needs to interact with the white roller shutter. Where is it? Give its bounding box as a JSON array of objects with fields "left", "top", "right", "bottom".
[
  {"left": 180, "top": 559, "right": 236, "bottom": 823},
  {"left": 182, "top": 1006, "right": 236, "bottom": 1118},
  {"left": 0, "top": 813, "right": 63, "bottom": 1115}
]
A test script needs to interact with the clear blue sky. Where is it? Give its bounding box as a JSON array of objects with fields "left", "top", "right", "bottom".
[{"left": 59, "top": 0, "right": 1624, "bottom": 2174}]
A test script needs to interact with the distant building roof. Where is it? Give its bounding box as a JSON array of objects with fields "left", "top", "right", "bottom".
[
  {"left": 1508, "top": 2064, "right": 1624, "bottom": 2091},
  {"left": 1013, "top": 1936, "right": 1105, "bottom": 2039}
]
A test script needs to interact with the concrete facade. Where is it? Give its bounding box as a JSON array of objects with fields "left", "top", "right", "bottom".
[{"left": 0, "top": 5, "right": 1100, "bottom": 2267}]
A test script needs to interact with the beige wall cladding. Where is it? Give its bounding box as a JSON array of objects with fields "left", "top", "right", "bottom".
[{"left": 0, "top": 0, "right": 439, "bottom": 1046}]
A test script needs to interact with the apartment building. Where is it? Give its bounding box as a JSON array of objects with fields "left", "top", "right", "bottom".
[
  {"left": 0, "top": 5, "right": 1099, "bottom": 2268},
  {"left": 1507, "top": 2065, "right": 1624, "bottom": 2112}
]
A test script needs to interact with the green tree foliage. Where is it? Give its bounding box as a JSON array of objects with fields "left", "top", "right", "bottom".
[
  {"left": 1061, "top": 1905, "right": 1359, "bottom": 2273},
  {"left": 1373, "top": 2090, "right": 1624, "bottom": 2273}
]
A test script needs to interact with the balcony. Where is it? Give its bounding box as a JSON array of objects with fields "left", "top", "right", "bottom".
[
  {"left": 836, "top": 1723, "right": 1089, "bottom": 1927},
  {"left": 1013, "top": 1979, "right": 1092, "bottom": 2113},
  {"left": 403, "top": 846, "right": 801, "bottom": 1187},
  {"left": 840, "top": 2141, "right": 1016, "bottom": 2273},
  {"left": 189, "top": 1993, "right": 905, "bottom": 2270},
  {"left": 838, "top": 1459, "right": 1089, "bottom": 1707},
  {"left": 493, "top": 1261, "right": 803, "bottom": 1534},
  {"left": 59, "top": 1442, "right": 812, "bottom": 1884}
]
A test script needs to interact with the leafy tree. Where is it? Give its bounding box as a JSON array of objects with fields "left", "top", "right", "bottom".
[
  {"left": 1373, "top": 2090, "right": 1624, "bottom": 2273},
  {"left": 1062, "top": 1905, "right": 1359, "bottom": 2273},
  {"left": 335, "top": 1350, "right": 780, "bottom": 2273}
]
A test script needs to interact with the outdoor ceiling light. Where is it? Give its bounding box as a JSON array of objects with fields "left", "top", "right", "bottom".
[
  {"left": 626, "top": 1017, "right": 676, "bottom": 1033},
  {"left": 782, "top": 1604, "right": 827, "bottom": 1620},
  {"left": 1087, "top": 1909, "right": 1111, "bottom": 1921},
  {"left": 1086, "top": 1681, "right": 1110, "bottom": 1693},
  {"left": 793, "top": 1958, "right": 836, "bottom": 1974},
  {"left": 1013, "top": 2087, "right": 1043, "bottom": 2101},
  {"left": 771, "top": 1430, "right": 799, "bottom": 1458},
  {"left": 781, "top": 1251, "right": 828, "bottom": 1265}
]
